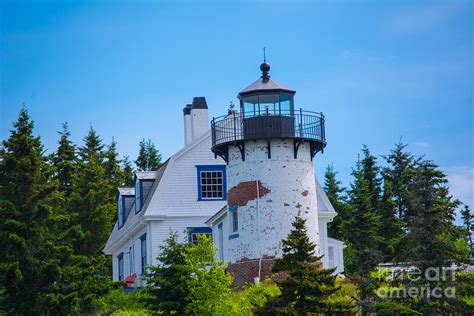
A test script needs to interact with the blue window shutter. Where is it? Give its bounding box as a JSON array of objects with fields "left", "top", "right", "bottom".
[
  {"left": 140, "top": 233, "right": 147, "bottom": 273},
  {"left": 118, "top": 253, "right": 124, "bottom": 281}
]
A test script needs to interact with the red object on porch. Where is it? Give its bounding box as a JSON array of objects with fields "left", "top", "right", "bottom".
[{"left": 124, "top": 273, "right": 137, "bottom": 288}]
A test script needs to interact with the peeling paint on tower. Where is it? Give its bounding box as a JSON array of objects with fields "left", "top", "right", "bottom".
[{"left": 227, "top": 180, "right": 271, "bottom": 207}]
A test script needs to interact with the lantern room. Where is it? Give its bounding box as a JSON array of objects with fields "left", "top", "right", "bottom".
[
  {"left": 238, "top": 61, "right": 296, "bottom": 118},
  {"left": 211, "top": 60, "right": 326, "bottom": 163}
]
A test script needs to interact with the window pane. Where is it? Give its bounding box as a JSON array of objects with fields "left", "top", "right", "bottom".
[
  {"left": 200, "top": 170, "right": 224, "bottom": 200},
  {"left": 232, "top": 211, "right": 238, "bottom": 232}
]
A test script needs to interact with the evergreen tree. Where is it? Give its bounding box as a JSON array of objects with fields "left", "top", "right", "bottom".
[
  {"left": 324, "top": 164, "right": 348, "bottom": 240},
  {"left": 267, "top": 215, "right": 338, "bottom": 314},
  {"left": 378, "top": 178, "right": 404, "bottom": 262},
  {"left": 460, "top": 205, "right": 473, "bottom": 253},
  {"left": 405, "top": 160, "right": 460, "bottom": 270},
  {"left": 380, "top": 160, "right": 466, "bottom": 314},
  {"left": 121, "top": 155, "right": 134, "bottom": 187},
  {"left": 69, "top": 128, "right": 114, "bottom": 255},
  {"left": 360, "top": 145, "right": 382, "bottom": 211},
  {"left": 135, "top": 139, "right": 162, "bottom": 171},
  {"left": 143, "top": 232, "right": 189, "bottom": 314},
  {"left": 383, "top": 141, "right": 417, "bottom": 221},
  {"left": 343, "top": 162, "right": 382, "bottom": 315},
  {"left": 135, "top": 139, "right": 148, "bottom": 171},
  {"left": 0, "top": 108, "right": 63, "bottom": 314},
  {"left": 79, "top": 126, "right": 104, "bottom": 163},
  {"left": 52, "top": 122, "right": 77, "bottom": 197},
  {"left": 104, "top": 139, "right": 123, "bottom": 194},
  {"left": 146, "top": 139, "right": 162, "bottom": 171}
]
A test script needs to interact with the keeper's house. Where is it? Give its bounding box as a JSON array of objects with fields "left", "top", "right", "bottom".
[{"left": 104, "top": 63, "right": 344, "bottom": 286}]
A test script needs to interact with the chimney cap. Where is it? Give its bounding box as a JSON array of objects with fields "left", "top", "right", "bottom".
[
  {"left": 183, "top": 104, "right": 192, "bottom": 115},
  {"left": 192, "top": 97, "right": 208, "bottom": 109}
]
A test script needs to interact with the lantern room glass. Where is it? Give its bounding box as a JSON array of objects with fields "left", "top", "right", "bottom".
[{"left": 240, "top": 93, "right": 294, "bottom": 118}]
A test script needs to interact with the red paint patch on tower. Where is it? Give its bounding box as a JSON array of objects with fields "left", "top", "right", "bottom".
[{"left": 228, "top": 180, "right": 271, "bottom": 207}]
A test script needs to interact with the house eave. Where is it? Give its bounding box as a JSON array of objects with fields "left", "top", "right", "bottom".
[
  {"left": 205, "top": 205, "right": 227, "bottom": 226},
  {"left": 104, "top": 218, "right": 147, "bottom": 254}
]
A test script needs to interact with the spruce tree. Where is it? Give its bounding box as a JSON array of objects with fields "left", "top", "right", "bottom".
[
  {"left": 121, "top": 155, "right": 134, "bottom": 187},
  {"left": 135, "top": 139, "right": 148, "bottom": 171},
  {"left": 383, "top": 141, "right": 417, "bottom": 221},
  {"left": 142, "top": 232, "right": 190, "bottom": 314},
  {"left": 135, "top": 138, "right": 162, "bottom": 171},
  {"left": 324, "top": 164, "right": 348, "bottom": 240},
  {"left": 69, "top": 127, "right": 114, "bottom": 255},
  {"left": 405, "top": 160, "right": 460, "bottom": 270},
  {"left": 79, "top": 126, "right": 104, "bottom": 163},
  {"left": 343, "top": 163, "right": 382, "bottom": 315},
  {"left": 146, "top": 139, "right": 162, "bottom": 171},
  {"left": 52, "top": 122, "right": 77, "bottom": 197},
  {"left": 460, "top": 205, "right": 473, "bottom": 254},
  {"left": 267, "top": 215, "right": 338, "bottom": 314},
  {"left": 378, "top": 178, "right": 404, "bottom": 262},
  {"left": 399, "top": 160, "right": 463, "bottom": 313},
  {"left": 360, "top": 145, "right": 382, "bottom": 211},
  {"left": 0, "top": 108, "right": 63, "bottom": 314},
  {"left": 104, "top": 139, "right": 123, "bottom": 195}
]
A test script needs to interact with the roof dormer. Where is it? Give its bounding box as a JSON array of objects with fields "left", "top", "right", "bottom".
[
  {"left": 117, "top": 187, "right": 135, "bottom": 229},
  {"left": 133, "top": 171, "right": 158, "bottom": 214}
]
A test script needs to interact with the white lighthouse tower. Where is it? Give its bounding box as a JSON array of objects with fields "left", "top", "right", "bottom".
[{"left": 210, "top": 60, "right": 326, "bottom": 283}]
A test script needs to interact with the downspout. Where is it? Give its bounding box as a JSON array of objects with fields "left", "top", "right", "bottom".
[{"left": 255, "top": 142, "right": 263, "bottom": 284}]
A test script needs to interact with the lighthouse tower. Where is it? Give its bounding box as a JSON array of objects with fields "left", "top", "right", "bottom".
[{"left": 211, "top": 61, "right": 326, "bottom": 283}]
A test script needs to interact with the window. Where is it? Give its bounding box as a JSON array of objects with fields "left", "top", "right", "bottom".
[
  {"left": 140, "top": 234, "right": 147, "bottom": 273},
  {"left": 196, "top": 165, "right": 226, "bottom": 201},
  {"left": 228, "top": 206, "right": 239, "bottom": 239},
  {"left": 328, "top": 246, "right": 335, "bottom": 268},
  {"left": 218, "top": 222, "right": 224, "bottom": 260},
  {"left": 188, "top": 227, "right": 212, "bottom": 244},
  {"left": 135, "top": 179, "right": 142, "bottom": 213},
  {"left": 232, "top": 210, "right": 238, "bottom": 232},
  {"left": 129, "top": 245, "right": 134, "bottom": 275},
  {"left": 118, "top": 253, "right": 124, "bottom": 281},
  {"left": 118, "top": 196, "right": 124, "bottom": 228}
]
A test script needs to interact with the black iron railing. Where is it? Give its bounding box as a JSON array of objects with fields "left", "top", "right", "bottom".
[{"left": 211, "top": 109, "right": 325, "bottom": 148}]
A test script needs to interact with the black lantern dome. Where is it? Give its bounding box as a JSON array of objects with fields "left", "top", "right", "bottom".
[{"left": 211, "top": 61, "right": 326, "bottom": 163}]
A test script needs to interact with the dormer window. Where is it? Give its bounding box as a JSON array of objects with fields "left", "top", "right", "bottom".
[
  {"left": 134, "top": 171, "right": 158, "bottom": 214},
  {"left": 118, "top": 195, "right": 124, "bottom": 228},
  {"left": 135, "top": 179, "right": 142, "bottom": 213},
  {"left": 117, "top": 188, "right": 135, "bottom": 229}
]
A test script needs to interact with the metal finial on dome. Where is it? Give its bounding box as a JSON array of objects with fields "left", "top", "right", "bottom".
[{"left": 260, "top": 48, "right": 270, "bottom": 81}]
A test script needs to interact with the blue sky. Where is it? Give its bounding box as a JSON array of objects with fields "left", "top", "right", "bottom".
[{"left": 1, "top": 0, "right": 473, "bottom": 213}]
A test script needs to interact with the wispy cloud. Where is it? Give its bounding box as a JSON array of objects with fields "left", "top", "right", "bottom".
[
  {"left": 388, "top": 1, "right": 470, "bottom": 34},
  {"left": 444, "top": 164, "right": 474, "bottom": 225},
  {"left": 413, "top": 141, "right": 432, "bottom": 148},
  {"left": 445, "top": 164, "right": 474, "bottom": 205}
]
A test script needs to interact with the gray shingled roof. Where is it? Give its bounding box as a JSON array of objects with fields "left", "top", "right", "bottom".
[
  {"left": 239, "top": 77, "right": 295, "bottom": 96},
  {"left": 104, "top": 161, "right": 169, "bottom": 253},
  {"left": 135, "top": 171, "right": 158, "bottom": 180},
  {"left": 118, "top": 187, "right": 135, "bottom": 196}
]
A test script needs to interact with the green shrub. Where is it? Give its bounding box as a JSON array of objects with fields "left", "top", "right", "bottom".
[{"left": 96, "top": 287, "right": 150, "bottom": 315}]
